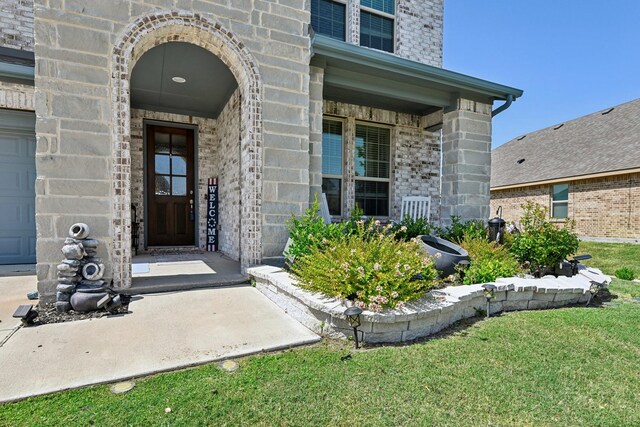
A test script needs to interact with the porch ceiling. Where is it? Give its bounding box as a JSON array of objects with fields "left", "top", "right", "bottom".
[
  {"left": 131, "top": 42, "right": 238, "bottom": 119},
  {"left": 311, "top": 35, "right": 524, "bottom": 115}
]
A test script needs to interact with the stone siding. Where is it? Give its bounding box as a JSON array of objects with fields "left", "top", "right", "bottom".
[
  {"left": 0, "top": 80, "right": 34, "bottom": 111},
  {"left": 491, "top": 172, "right": 640, "bottom": 240},
  {"left": 0, "top": 0, "right": 33, "bottom": 51},
  {"left": 249, "top": 265, "right": 609, "bottom": 344},
  {"left": 322, "top": 100, "right": 441, "bottom": 221},
  {"left": 441, "top": 98, "right": 493, "bottom": 222},
  {"left": 34, "top": 3, "right": 311, "bottom": 296}
]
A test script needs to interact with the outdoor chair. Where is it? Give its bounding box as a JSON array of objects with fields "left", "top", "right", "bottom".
[{"left": 399, "top": 196, "right": 431, "bottom": 222}]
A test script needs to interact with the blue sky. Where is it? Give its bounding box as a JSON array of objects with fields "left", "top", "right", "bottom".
[{"left": 444, "top": 0, "right": 640, "bottom": 148}]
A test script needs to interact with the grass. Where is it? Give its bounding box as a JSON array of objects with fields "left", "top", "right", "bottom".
[
  {"left": 1, "top": 243, "right": 639, "bottom": 426},
  {"left": 578, "top": 241, "right": 640, "bottom": 279}
]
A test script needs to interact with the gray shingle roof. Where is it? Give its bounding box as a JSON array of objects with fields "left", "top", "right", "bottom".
[{"left": 491, "top": 98, "right": 640, "bottom": 188}]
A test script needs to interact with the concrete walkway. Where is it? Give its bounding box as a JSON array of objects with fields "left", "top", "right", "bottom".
[{"left": 0, "top": 284, "right": 320, "bottom": 403}]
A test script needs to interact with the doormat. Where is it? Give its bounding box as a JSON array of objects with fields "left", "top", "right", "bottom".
[{"left": 132, "top": 263, "right": 150, "bottom": 274}]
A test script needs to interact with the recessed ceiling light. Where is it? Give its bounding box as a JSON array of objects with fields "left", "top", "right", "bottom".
[{"left": 172, "top": 76, "right": 186, "bottom": 83}]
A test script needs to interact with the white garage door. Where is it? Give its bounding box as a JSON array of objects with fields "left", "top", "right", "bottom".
[{"left": 0, "top": 109, "right": 36, "bottom": 265}]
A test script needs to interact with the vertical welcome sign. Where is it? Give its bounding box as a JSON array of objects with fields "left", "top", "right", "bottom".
[{"left": 207, "top": 177, "right": 219, "bottom": 252}]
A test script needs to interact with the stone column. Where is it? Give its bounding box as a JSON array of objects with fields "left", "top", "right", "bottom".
[
  {"left": 441, "top": 98, "right": 493, "bottom": 224},
  {"left": 308, "top": 66, "right": 324, "bottom": 202}
]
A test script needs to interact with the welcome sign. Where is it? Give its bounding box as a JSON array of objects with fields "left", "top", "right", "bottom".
[{"left": 207, "top": 177, "right": 219, "bottom": 252}]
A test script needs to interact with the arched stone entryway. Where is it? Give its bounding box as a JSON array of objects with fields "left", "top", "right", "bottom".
[{"left": 111, "top": 11, "right": 263, "bottom": 288}]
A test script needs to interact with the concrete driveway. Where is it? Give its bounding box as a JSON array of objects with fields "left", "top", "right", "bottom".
[{"left": 0, "top": 280, "right": 319, "bottom": 403}]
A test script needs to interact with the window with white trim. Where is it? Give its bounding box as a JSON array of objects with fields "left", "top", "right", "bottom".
[
  {"left": 355, "top": 124, "right": 390, "bottom": 216},
  {"left": 359, "top": 0, "right": 395, "bottom": 53},
  {"left": 311, "top": 0, "right": 347, "bottom": 41},
  {"left": 321, "top": 120, "right": 344, "bottom": 216},
  {"left": 551, "top": 183, "right": 569, "bottom": 218}
]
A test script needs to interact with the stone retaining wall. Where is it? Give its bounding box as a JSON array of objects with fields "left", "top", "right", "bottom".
[{"left": 248, "top": 265, "right": 610, "bottom": 343}]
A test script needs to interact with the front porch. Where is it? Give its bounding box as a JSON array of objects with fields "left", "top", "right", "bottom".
[{"left": 130, "top": 251, "right": 246, "bottom": 294}]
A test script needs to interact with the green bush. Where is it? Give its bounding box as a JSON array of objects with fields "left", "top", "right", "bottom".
[
  {"left": 289, "top": 221, "right": 438, "bottom": 312},
  {"left": 459, "top": 233, "right": 521, "bottom": 285},
  {"left": 284, "top": 197, "right": 343, "bottom": 261},
  {"left": 615, "top": 267, "right": 636, "bottom": 281},
  {"left": 437, "top": 216, "right": 487, "bottom": 244},
  {"left": 509, "top": 202, "right": 579, "bottom": 276},
  {"left": 391, "top": 215, "right": 432, "bottom": 241}
]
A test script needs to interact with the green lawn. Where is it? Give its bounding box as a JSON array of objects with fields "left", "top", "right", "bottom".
[
  {"left": 1, "top": 244, "right": 639, "bottom": 426},
  {"left": 578, "top": 241, "right": 640, "bottom": 278}
]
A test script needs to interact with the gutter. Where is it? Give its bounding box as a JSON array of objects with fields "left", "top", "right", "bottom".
[{"left": 492, "top": 94, "right": 513, "bottom": 117}]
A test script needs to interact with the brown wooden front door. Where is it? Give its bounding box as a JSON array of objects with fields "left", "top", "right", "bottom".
[{"left": 147, "top": 125, "right": 196, "bottom": 247}]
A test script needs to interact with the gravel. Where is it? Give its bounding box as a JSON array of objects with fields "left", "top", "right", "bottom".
[{"left": 35, "top": 302, "right": 130, "bottom": 325}]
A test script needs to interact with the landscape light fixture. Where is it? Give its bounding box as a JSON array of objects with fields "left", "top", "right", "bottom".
[
  {"left": 344, "top": 306, "right": 363, "bottom": 349},
  {"left": 13, "top": 304, "right": 38, "bottom": 326},
  {"left": 586, "top": 281, "right": 603, "bottom": 306},
  {"left": 481, "top": 284, "right": 497, "bottom": 318}
]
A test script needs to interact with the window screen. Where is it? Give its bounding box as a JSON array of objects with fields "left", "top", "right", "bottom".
[
  {"left": 361, "top": 0, "right": 394, "bottom": 14},
  {"left": 360, "top": 11, "right": 394, "bottom": 52},
  {"left": 322, "top": 120, "right": 343, "bottom": 176},
  {"left": 311, "top": 0, "right": 346, "bottom": 41}
]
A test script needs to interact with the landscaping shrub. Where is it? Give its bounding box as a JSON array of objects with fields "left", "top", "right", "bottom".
[
  {"left": 391, "top": 215, "right": 432, "bottom": 241},
  {"left": 289, "top": 221, "right": 438, "bottom": 312},
  {"left": 509, "top": 202, "right": 579, "bottom": 276},
  {"left": 437, "top": 216, "right": 487, "bottom": 244},
  {"left": 614, "top": 267, "right": 636, "bottom": 281},
  {"left": 459, "top": 233, "right": 521, "bottom": 285},
  {"left": 284, "top": 197, "right": 343, "bottom": 261}
]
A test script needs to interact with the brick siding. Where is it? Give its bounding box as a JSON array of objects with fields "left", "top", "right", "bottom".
[{"left": 491, "top": 172, "right": 640, "bottom": 239}]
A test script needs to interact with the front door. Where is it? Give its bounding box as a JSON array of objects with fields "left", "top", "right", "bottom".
[{"left": 147, "top": 125, "right": 196, "bottom": 247}]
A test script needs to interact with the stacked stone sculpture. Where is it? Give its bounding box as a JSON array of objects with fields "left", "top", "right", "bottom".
[{"left": 56, "top": 223, "right": 120, "bottom": 313}]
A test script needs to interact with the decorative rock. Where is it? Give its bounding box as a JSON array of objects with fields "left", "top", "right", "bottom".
[
  {"left": 62, "top": 242, "right": 86, "bottom": 260},
  {"left": 85, "top": 249, "right": 98, "bottom": 257},
  {"left": 70, "top": 292, "right": 109, "bottom": 312},
  {"left": 56, "top": 284, "right": 76, "bottom": 293},
  {"left": 62, "top": 259, "right": 82, "bottom": 267},
  {"left": 82, "top": 263, "right": 105, "bottom": 281},
  {"left": 58, "top": 276, "right": 81, "bottom": 284},
  {"left": 69, "top": 223, "right": 90, "bottom": 240},
  {"left": 56, "top": 301, "right": 72, "bottom": 313},
  {"left": 57, "top": 270, "right": 79, "bottom": 277},
  {"left": 81, "top": 239, "right": 99, "bottom": 248},
  {"left": 57, "top": 263, "right": 78, "bottom": 272},
  {"left": 76, "top": 282, "right": 107, "bottom": 293},
  {"left": 56, "top": 291, "right": 71, "bottom": 302}
]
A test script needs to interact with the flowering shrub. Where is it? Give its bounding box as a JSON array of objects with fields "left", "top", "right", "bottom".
[
  {"left": 459, "top": 234, "right": 521, "bottom": 285},
  {"left": 509, "top": 202, "right": 579, "bottom": 276},
  {"left": 289, "top": 221, "right": 438, "bottom": 312},
  {"left": 391, "top": 215, "right": 432, "bottom": 241},
  {"left": 284, "top": 197, "right": 343, "bottom": 261},
  {"left": 437, "top": 216, "right": 487, "bottom": 244}
]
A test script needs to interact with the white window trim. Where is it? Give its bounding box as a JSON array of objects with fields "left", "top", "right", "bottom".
[
  {"left": 321, "top": 117, "right": 345, "bottom": 218},
  {"left": 359, "top": 1, "right": 397, "bottom": 53}
]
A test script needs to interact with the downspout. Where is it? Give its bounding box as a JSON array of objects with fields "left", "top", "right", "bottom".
[{"left": 491, "top": 94, "right": 513, "bottom": 117}]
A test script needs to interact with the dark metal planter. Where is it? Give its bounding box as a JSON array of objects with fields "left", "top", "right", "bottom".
[{"left": 418, "top": 235, "right": 469, "bottom": 277}]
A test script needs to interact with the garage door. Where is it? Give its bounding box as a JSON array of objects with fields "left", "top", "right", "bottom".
[{"left": 0, "top": 109, "right": 36, "bottom": 264}]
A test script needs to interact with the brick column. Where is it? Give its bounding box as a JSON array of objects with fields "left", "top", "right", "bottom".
[
  {"left": 308, "top": 66, "right": 324, "bottom": 202},
  {"left": 441, "top": 98, "right": 492, "bottom": 224}
]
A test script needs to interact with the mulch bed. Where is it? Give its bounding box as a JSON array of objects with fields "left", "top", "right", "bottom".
[{"left": 34, "top": 302, "right": 130, "bottom": 325}]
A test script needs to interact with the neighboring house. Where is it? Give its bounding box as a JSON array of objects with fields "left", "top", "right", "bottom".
[
  {"left": 491, "top": 98, "right": 640, "bottom": 242},
  {"left": 0, "top": 0, "right": 523, "bottom": 299}
]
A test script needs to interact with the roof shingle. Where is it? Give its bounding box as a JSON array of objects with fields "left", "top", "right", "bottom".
[{"left": 491, "top": 98, "right": 640, "bottom": 188}]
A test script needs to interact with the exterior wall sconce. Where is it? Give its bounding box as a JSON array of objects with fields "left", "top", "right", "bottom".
[
  {"left": 344, "top": 306, "right": 363, "bottom": 349},
  {"left": 482, "top": 284, "right": 497, "bottom": 318}
]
